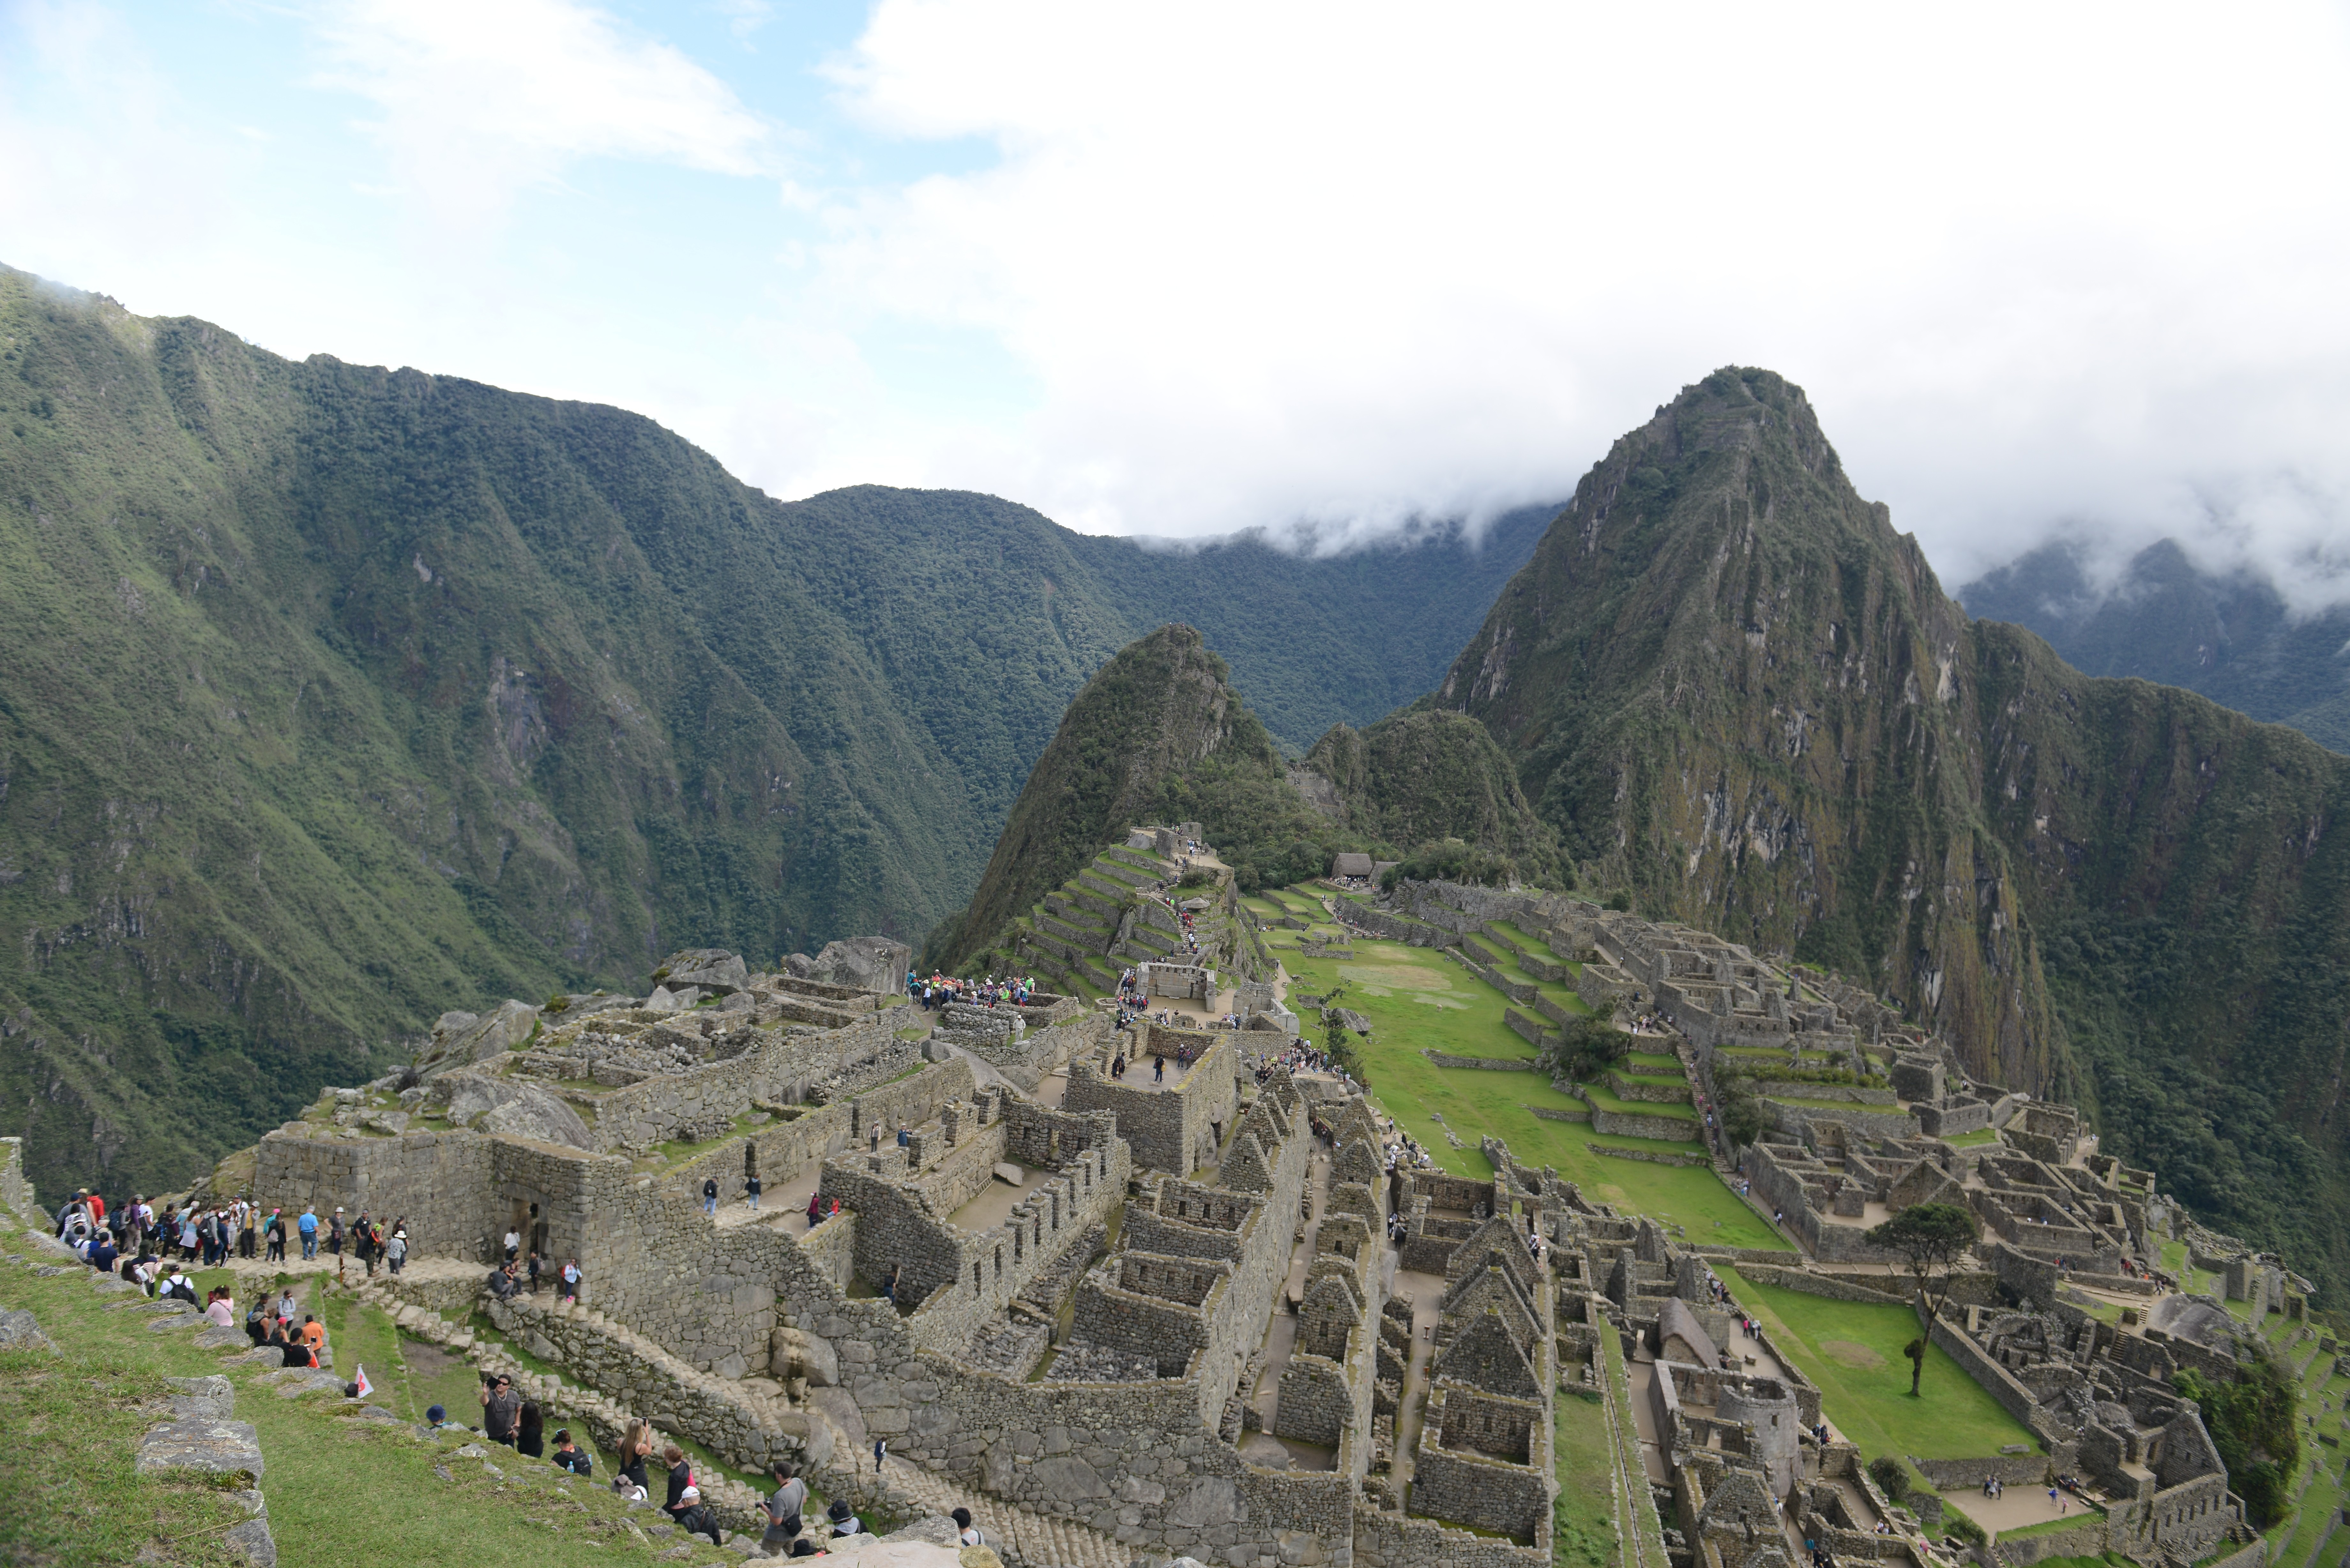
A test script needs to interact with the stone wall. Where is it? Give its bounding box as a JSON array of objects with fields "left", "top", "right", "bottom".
[
  {"left": 1589, "top": 1106, "right": 1700, "bottom": 1142},
  {"left": 1351, "top": 1500, "right": 1549, "bottom": 1568},
  {"left": 1424, "top": 1050, "right": 1543, "bottom": 1072},
  {"left": 1985, "top": 1513, "right": 2107, "bottom": 1568},
  {"left": 1063, "top": 1030, "right": 1239, "bottom": 1176},
  {"left": 586, "top": 1015, "right": 906, "bottom": 1150},
  {"left": 0, "top": 1138, "right": 32, "bottom": 1217},
  {"left": 1912, "top": 1455, "right": 2051, "bottom": 1489},
  {"left": 254, "top": 1127, "right": 497, "bottom": 1260}
]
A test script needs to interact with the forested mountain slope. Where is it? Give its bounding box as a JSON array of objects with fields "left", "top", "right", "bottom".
[
  {"left": 1961, "top": 537, "right": 2350, "bottom": 753},
  {"left": 0, "top": 268, "right": 1539, "bottom": 1201},
  {"left": 1433, "top": 368, "right": 2350, "bottom": 1297}
]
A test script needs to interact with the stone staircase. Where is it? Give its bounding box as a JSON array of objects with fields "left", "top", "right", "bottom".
[{"left": 877, "top": 1451, "right": 1130, "bottom": 1568}]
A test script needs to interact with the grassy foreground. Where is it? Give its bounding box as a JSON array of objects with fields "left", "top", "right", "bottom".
[{"left": 0, "top": 1215, "right": 744, "bottom": 1567}]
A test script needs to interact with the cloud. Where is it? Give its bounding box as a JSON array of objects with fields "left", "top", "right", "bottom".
[
  {"left": 803, "top": 0, "right": 2350, "bottom": 590},
  {"left": 311, "top": 0, "right": 773, "bottom": 227}
]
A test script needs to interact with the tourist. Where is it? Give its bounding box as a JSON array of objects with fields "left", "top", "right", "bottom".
[
  {"left": 661, "top": 1445, "right": 701, "bottom": 1527},
  {"left": 874, "top": 1436, "right": 888, "bottom": 1474},
  {"left": 807, "top": 1190, "right": 824, "bottom": 1229},
  {"left": 279, "top": 1325, "right": 316, "bottom": 1369},
  {"left": 1154, "top": 1054, "right": 1166, "bottom": 1082},
  {"left": 481, "top": 1373, "right": 521, "bottom": 1447},
  {"left": 527, "top": 1249, "right": 542, "bottom": 1293},
  {"left": 951, "top": 1508, "right": 985, "bottom": 1548},
  {"left": 746, "top": 1171, "right": 762, "bottom": 1210},
  {"left": 762, "top": 1462, "right": 808, "bottom": 1554},
  {"left": 204, "top": 1287, "right": 236, "bottom": 1328},
  {"left": 300, "top": 1314, "right": 325, "bottom": 1355},
  {"left": 238, "top": 1204, "right": 256, "bottom": 1258},
  {"left": 1111, "top": 1053, "right": 1126, "bottom": 1079},
  {"left": 703, "top": 1177, "right": 719, "bottom": 1216},
  {"left": 353, "top": 1214, "right": 376, "bottom": 1276},
  {"left": 328, "top": 1207, "right": 346, "bottom": 1258},
  {"left": 277, "top": 1287, "right": 298, "bottom": 1322},
  {"left": 827, "top": 1498, "right": 863, "bottom": 1538},
  {"left": 552, "top": 1429, "right": 594, "bottom": 1476},
  {"left": 386, "top": 1227, "right": 407, "bottom": 1275},
  {"left": 486, "top": 1261, "right": 518, "bottom": 1300},
  {"left": 613, "top": 1419, "right": 655, "bottom": 1501},
  {"left": 503, "top": 1223, "right": 522, "bottom": 1261},
  {"left": 263, "top": 1209, "right": 285, "bottom": 1263},
  {"left": 516, "top": 1400, "right": 545, "bottom": 1459},
  {"left": 560, "top": 1257, "right": 582, "bottom": 1302},
  {"left": 297, "top": 1206, "right": 318, "bottom": 1259}
]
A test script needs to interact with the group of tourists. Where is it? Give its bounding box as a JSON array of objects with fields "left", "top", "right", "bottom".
[{"left": 910, "top": 974, "right": 1039, "bottom": 1011}]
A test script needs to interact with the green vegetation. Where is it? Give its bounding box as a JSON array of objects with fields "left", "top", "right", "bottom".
[
  {"left": 0, "top": 267, "right": 1547, "bottom": 1202},
  {"left": 1721, "top": 1267, "right": 2037, "bottom": 1460},
  {"left": 2177, "top": 1349, "right": 2300, "bottom": 1528},
  {"left": 1302, "top": 712, "right": 1564, "bottom": 886},
  {"left": 1552, "top": 1396, "right": 1618, "bottom": 1567},
  {"left": 0, "top": 1217, "right": 742, "bottom": 1566},
  {"left": 1864, "top": 1202, "right": 1982, "bottom": 1396},
  {"left": 1422, "top": 364, "right": 2350, "bottom": 1301},
  {"left": 1273, "top": 907, "right": 1784, "bottom": 1249}
]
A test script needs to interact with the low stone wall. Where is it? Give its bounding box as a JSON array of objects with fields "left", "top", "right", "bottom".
[
  {"left": 1732, "top": 1264, "right": 1908, "bottom": 1306},
  {"left": 1422, "top": 1050, "right": 1541, "bottom": 1072},
  {"left": 1986, "top": 1512, "right": 2106, "bottom": 1568},
  {"left": 1925, "top": 1311, "right": 2044, "bottom": 1435},
  {"left": 1603, "top": 1069, "right": 1693, "bottom": 1105},
  {"left": 485, "top": 1292, "right": 812, "bottom": 1474},
  {"left": 1746, "top": 1080, "right": 1897, "bottom": 1106},
  {"left": 1766, "top": 1099, "right": 1919, "bottom": 1141},
  {"left": 1914, "top": 1455, "right": 2050, "bottom": 1490},
  {"left": 1590, "top": 1106, "right": 1700, "bottom": 1142},
  {"left": 1351, "top": 1498, "right": 1549, "bottom": 1568},
  {"left": 1588, "top": 1144, "right": 1709, "bottom": 1168},
  {"left": 1336, "top": 903, "right": 1457, "bottom": 949},
  {"left": 1526, "top": 1105, "right": 1591, "bottom": 1123},
  {"left": 1503, "top": 1008, "right": 1551, "bottom": 1048}
]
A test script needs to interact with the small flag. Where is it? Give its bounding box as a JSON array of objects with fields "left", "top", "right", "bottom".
[{"left": 353, "top": 1364, "right": 373, "bottom": 1399}]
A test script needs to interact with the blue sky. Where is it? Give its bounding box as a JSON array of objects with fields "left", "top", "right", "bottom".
[{"left": 6, "top": 1, "right": 2350, "bottom": 597}]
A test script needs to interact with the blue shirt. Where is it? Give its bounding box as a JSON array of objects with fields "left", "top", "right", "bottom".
[{"left": 297, "top": 1214, "right": 318, "bottom": 1234}]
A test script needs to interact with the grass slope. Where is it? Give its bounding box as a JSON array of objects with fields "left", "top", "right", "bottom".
[{"left": 0, "top": 1221, "right": 745, "bottom": 1567}]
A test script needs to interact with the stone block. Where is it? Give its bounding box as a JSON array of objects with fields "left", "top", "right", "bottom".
[{"left": 136, "top": 1416, "right": 265, "bottom": 1482}]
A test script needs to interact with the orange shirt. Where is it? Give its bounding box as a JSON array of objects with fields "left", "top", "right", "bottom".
[{"left": 301, "top": 1321, "right": 325, "bottom": 1349}]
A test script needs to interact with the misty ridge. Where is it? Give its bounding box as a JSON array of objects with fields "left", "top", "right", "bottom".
[{"left": 1960, "top": 531, "right": 2350, "bottom": 754}]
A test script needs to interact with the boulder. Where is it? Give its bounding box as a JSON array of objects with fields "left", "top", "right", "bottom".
[
  {"left": 769, "top": 1326, "right": 840, "bottom": 1387},
  {"left": 807, "top": 937, "right": 912, "bottom": 995},
  {"left": 0, "top": 1308, "right": 57, "bottom": 1354},
  {"left": 782, "top": 953, "right": 817, "bottom": 979},
  {"left": 167, "top": 1375, "right": 237, "bottom": 1419},
  {"left": 413, "top": 1000, "right": 542, "bottom": 1080},
  {"left": 429, "top": 1071, "right": 594, "bottom": 1149},
  {"left": 136, "top": 1414, "right": 264, "bottom": 1482},
  {"left": 660, "top": 949, "right": 749, "bottom": 994},
  {"left": 992, "top": 1164, "right": 1024, "bottom": 1187}
]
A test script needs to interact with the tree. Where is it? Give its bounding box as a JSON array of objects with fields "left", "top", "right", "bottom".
[
  {"left": 1864, "top": 1202, "right": 1980, "bottom": 1396},
  {"left": 2175, "top": 1352, "right": 2300, "bottom": 1527}
]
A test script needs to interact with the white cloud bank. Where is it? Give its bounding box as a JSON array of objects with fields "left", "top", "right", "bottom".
[
  {"left": 4, "top": 0, "right": 2349, "bottom": 607},
  {"left": 808, "top": 0, "right": 2350, "bottom": 600}
]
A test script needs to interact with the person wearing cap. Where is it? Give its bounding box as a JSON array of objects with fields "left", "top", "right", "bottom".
[
  {"left": 426, "top": 1404, "right": 463, "bottom": 1433},
  {"left": 385, "top": 1227, "right": 407, "bottom": 1275},
  {"left": 826, "top": 1497, "right": 862, "bottom": 1537}
]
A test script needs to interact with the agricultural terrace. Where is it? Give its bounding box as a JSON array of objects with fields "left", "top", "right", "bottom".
[{"left": 1256, "top": 885, "right": 1788, "bottom": 1252}]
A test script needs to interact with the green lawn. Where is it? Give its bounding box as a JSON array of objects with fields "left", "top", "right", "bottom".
[
  {"left": 1268, "top": 891, "right": 1785, "bottom": 1251},
  {"left": 1942, "top": 1129, "right": 2001, "bottom": 1148},
  {"left": 1553, "top": 1396, "right": 1619, "bottom": 1568},
  {"left": 1719, "top": 1268, "right": 2038, "bottom": 1462},
  {"left": 1487, "top": 920, "right": 1574, "bottom": 969},
  {"left": 1622, "top": 1051, "right": 1681, "bottom": 1072}
]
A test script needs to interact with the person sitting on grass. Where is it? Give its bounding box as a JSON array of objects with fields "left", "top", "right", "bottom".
[
  {"left": 426, "top": 1404, "right": 465, "bottom": 1434},
  {"left": 551, "top": 1429, "right": 593, "bottom": 1476},
  {"left": 663, "top": 1448, "right": 724, "bottom": 1546}
]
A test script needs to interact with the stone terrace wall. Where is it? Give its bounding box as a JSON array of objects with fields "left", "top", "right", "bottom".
[
  {"left": 1352, "top": 1499, "right": 1548, "bottom": 1568},
  {"left": 1590, "top": 1106, "right": 1700, "bottom": 1142},
  {"left": 255, "top": 1127, "right": 497, "bottom": 1260},
  {"left": 905, "top": 1138, "right": 1128, "bottom": 1357},
  {"left": 588, "top": 1015, "right": 904, "bottom": 1151}
]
